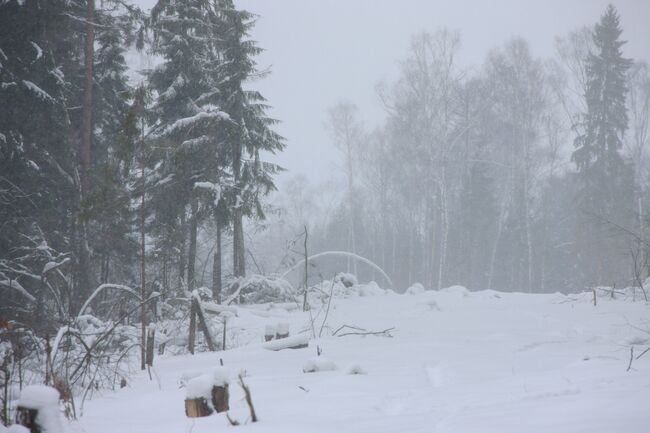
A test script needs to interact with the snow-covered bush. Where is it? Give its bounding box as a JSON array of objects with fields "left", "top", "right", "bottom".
[
  {"left": 334, "top": 272, "right": 358, "bottom": 288},
  {"left": 233, "top": 275, "right": 295, "bottom": 304},
  {"left": 302, "top": 357, "right": 337, "bottom": 373},
  {"left": 406, "top": 283, "right": 425, "bottom": 295},
  {"left": 345, "top": 364, "right": 366, "bottom": 375}
]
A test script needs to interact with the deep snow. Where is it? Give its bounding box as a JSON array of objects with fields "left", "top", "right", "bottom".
[{"left": 68, "top": 287, "right": 650, "bottom": 433}]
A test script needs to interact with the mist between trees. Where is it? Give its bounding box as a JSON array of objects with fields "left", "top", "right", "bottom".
[{"left": 251, "top": 6, "right": 650, "bottom": 294}]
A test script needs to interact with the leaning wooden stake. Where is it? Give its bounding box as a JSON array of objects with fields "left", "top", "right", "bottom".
[{"left": 194, "top": 297, "right": 216, "bottom": 351}]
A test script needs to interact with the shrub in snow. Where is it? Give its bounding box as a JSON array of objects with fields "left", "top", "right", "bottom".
[
  {"left": 302, "top": 357, "right": 337, "bottom": 373},
  {"left": 334, "top": 272, "right": 357, "bottom": 288},
  {"left": 16, "top": 385, "right": 62, "bottom": 433},
  {"left": 234, "top": 275, "right": 295, "bottom": 304},
  {"left": 357, "top": 281, "right": 386, "bottom": 297},
  {"left": 345, "top": 364, "right": 366, "bottom": 375},
  {"left": 195, "top": 286, "right": 213, "bottom": 300},
  {"left": 406, "top": 283, "right": 425, "bottom": 295}
]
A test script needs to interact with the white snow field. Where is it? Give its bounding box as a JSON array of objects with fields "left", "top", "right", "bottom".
[{"left": 71, "top": 286, "right": 650, "bottom": 433}]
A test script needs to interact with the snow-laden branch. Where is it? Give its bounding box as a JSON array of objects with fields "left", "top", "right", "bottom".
[
  {"left": 76, "top": 284, "right": 140, "bottom": 320},
  {"left": 281, "top": 251, "right": 393, "bottom": 288},
  {"left": 0, "top": 278, "right": 36, "bottom": 302}
]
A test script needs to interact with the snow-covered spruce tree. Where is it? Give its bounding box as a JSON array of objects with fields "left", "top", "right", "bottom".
[
  {"left": 572, "top": 4, "right": 634, "bottom": 284},
  {"left": 86, "top": 1, "right": 143, "bottom": 286},
  {"left": 148, "top": 0, "right": 233, "bottom": 291},
  {"left": 0, "top": 0, "right": 84, "bottom": 328},
  {"left": 215, "top": 0, "right": 285, "bottom": 279}
]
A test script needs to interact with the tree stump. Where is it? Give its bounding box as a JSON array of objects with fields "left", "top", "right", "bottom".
[
  {"left": 16, "top": 407, "right": 40, "bottom": 433},
  {"left": 276, "top": 323, "right": 290, "bottom": 339},
  {"left": 211, "top": 384, "right": 229, "bottom": 413},
  {"left": 185, "top": 397, "right": 213, "bottom": 418}
]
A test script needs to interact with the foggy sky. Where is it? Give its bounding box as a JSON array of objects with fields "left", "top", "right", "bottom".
[{"left": 134, "top": 0, "right": 650, "bottom": 184}]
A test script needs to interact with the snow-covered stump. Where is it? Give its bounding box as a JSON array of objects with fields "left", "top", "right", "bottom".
[
  {"left": 184, "top": 368, "right": 230, "bottom": 418},
  {"left": 184, "top": 397, "right": 213, "bottom": 418},
  {"left": 264, "top": 324, "right": 276, "bottom": 342},
  {"left": 16, "top": 385, "right": 62, "bottom": 433},
  {"left": 275, "top": 322, "right": 290, "bottom": 339}
]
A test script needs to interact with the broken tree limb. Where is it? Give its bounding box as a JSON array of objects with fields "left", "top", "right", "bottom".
[{"left": 337, "top": 327, "right": 395, "bottom": 338}]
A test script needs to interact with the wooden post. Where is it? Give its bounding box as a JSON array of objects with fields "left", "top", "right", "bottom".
[
  {"left": 188, "top": 301, "right": 197, "bottom": 355},
  {"left": 146, "top": 327, "right": 155, "bottom": 367},
  {"left": 222, "top": 318, "right": 227, "bottom": 351}
]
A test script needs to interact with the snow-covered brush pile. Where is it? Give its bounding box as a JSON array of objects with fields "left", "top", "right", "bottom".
[{"left": 230, "top": 274, "right": 296, "bottom": 304}]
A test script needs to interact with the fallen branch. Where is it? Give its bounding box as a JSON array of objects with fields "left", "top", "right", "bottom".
[
  {"left": 337, "top": 327, "right": 395, "bottom": 338},
  {"left": 332, "top": 324, "right": 366, "bottom": 336},
  {"left": 636, "top": 346, "right": 650, "bottom": 360},
  {"left": 239, "top": 375, "right": 257, "bottom": 423},
  {"left": 627, "top": 346, "right": 634, "bottom": 372}
]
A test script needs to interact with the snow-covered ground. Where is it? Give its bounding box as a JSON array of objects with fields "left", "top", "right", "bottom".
[{"left": 70, "top": 286, "right": 650, "bottom": 433}]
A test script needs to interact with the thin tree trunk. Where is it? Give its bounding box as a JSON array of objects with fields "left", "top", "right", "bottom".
[
  {"left": 81, "top": 0, "right": 94, "bottom": 195},
  {"left": 179, "top": 213, "right": 187, "bottom": 288},
  {"left": 187, "top": 197, "right": 198, "bottom": 289},
  {"left": 212, "top": 217, "right": 222, "bottom": 303},
  {"left": 139, "top": 118, "right": 147, "bottom": 371}
]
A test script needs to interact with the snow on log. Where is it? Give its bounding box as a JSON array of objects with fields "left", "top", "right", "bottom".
[{"left": 263, "top": 333, "right": 309, "bottom": 351}]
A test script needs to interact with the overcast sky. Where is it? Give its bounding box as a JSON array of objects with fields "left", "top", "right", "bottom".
[{"left": 133, "top": 0, "right": 650, "bottom": 184}]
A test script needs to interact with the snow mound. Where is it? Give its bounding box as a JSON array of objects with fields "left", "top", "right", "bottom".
[
  {"left": 345, "top": 364, "right": 366, "bottom": 375},
  {"left": 439, "top": 285, "right": 470, "bottom": 296},
  {"left": 406, "top": 283, "right": 425, "bottom": 295},
  {"left": 18, "top": 385, "right": 59, "bottom": 409},
  {"left": 18, "top": 385, "right": 62, "bottom": 433},
  {"left": 303, "top": 357, "right": 337, "bottom": 373}
]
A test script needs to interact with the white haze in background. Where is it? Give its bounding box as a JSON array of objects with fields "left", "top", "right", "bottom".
[{"left": 132, "top": 0, "right": 650, "bottom": 184}]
